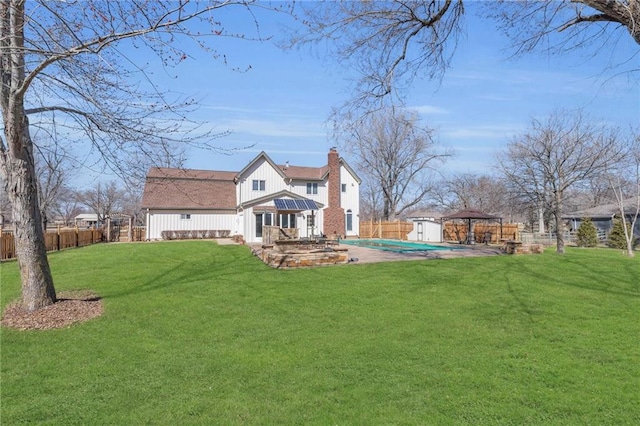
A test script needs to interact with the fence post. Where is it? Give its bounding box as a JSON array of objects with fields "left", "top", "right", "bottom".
[
  {"left": 56, "top": 225, "right": 61, "bottom": 251},
  {"left": 75, "top": 224, "right": 79, "bottom": 247}
]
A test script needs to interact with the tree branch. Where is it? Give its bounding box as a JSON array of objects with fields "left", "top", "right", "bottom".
[{"left": 558, "top": 12, "right": 617, "bottom": 32}]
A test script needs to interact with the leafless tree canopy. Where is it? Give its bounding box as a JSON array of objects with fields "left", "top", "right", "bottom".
[
  {"left": 77, "top": 181, "right": 125, "bottom": 225},
  {"left": 292, "top": 0, "right": 637, "bottom": 113},
  {"left": 337, "top": 106, "right": 451, "bottom": 220},
  {"left": 34, "top": 140, "right": 73, "bottom": 229},
  {"left": 435, "top": 173, "right": 512, "bottom": 216},
  {"left": 490, "top": 0, "right": 639, "bottom": 74},
  {"left": 604, "top": 128, "right": 640, "bottom": 256},
  {"left": 291, "top": 0, "right": 465, "bottom": 111},
  {"left": 498, "top": 109, "right": 625, "bottom": 254},
  {"left": 0, "top": 0, "right": 289, "bottom": 311},
  {"left": 10, "top": 1, "right": 285, "bottom": 186}
]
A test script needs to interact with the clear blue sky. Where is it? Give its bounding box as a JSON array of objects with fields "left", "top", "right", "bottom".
[{"left": 78, "top": 2, "right": 640, "bottom": 187}]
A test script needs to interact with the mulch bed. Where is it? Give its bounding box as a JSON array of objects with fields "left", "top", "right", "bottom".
[{"left": 1, "top": 290, "right": 103, "bottom": 331}]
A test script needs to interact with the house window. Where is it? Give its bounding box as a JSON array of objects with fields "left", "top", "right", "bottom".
[
  {"left": 279, "top": 213, "right": 296, "bottom": 229},
  {"left": 180, "top": 214, "right": 191, "bottom": 220},
  {"left": 306, "top": 182, "right": 318, "bottom": 195},
  {"left": 252, "top": 180, "right": 265, "bottom": 191},
  {"left": 341, "top": 183, "right": 347, "bottom": 193},
  {"left": 255, "top": 212, "right": 273, "bottom": 238},
  {"left": 346, "top": 209, "right": 353, "bottom": 232}
]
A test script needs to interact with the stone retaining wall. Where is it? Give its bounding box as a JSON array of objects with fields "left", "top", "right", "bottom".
[
  {"left": 503, "top": 241, "right": 544, "bottom": 255},
  {"left": 258, "top": 245, "right": 349, "bottom": 268}
]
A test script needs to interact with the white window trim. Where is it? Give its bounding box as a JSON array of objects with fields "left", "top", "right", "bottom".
[{"left": 306, "top": 182, "right": 318, "bottom": 195}]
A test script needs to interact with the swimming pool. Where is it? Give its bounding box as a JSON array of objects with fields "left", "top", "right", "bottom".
[{"left": 340, "top": 239, "right": 464, "bottom": 253}]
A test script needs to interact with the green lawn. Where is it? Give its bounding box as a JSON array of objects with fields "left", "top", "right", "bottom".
[{"left": 1, "top": 241, "right": 638, "bottom": 425}]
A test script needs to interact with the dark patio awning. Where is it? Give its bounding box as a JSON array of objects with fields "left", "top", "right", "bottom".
[
  {"left": 441, "top": 209, "right": 503, "bottom": 244},
  {"left": 274, "top": 198, "right": 318, "bottom": 211},
  {"left": 441, "top": 209, "right": 501, "bottom": 220}
]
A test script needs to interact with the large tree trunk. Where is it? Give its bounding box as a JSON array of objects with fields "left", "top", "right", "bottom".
[
  {"left": 1, "top": 0, "right": 56, "bottom": 311},
  {"left": 537, "top": 204, "right": 545, "bottom": 233},
  {"left": 11, "top": 164, "right": 57, "bottom": 311},
  {"left": 3, "top": 125, "right": 57, "bottom": 311}
]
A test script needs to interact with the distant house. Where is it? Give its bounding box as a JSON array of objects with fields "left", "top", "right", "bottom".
[
  {"left": 141, "top": 149, "right": 361, "bottom": 243},
  {"left": 563, "top": 198, "right": 640, "bottom": 239},
  {"left": 74, "top": 213, "right": 99, "bottom": 228}
]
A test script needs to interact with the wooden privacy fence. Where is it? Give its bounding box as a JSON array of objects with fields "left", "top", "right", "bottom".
[
  {"left": 359, "top": 220, "right": 519, "bottom": 243},
  {"left": 1, "top": 227, "right": 104, "bottom": 261},
  {"left": 443, "top": 223, "right": 520, "bottom": 244},
  {"left": 114, "top": 226, "right": 146, "bottom": 242},
  {"left": 359, "top": 220, "right": 414, "bottom": 240},
  {"left": 131, "top": 226, "right": 146, "bottom": 242}
]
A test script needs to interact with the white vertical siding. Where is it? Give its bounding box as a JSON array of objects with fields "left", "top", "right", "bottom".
[
  {"left": 288, "top": 179, "right": 327, "bottom": 205},
  {"left": 340, "top": 164, "right": 360, "bottom": 237},
  {"left": 243, "top": 206, "right": 256, "bottom": 242},
  {"left": 146, "top": 210, "right": 236, "bottom": 240},
  {"left": 238, "top": 158, "right": 288, "bottom": 204},
  {"left": 407, "top": 220, "right": 442, "bottom": 242},
  {"left": 147, "top": 153, "right": 361, "bottom": 242}
]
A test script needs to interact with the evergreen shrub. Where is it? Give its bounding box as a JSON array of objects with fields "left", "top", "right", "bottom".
[
  {"left": 576, "top": 218, "right": 598, "bottom": 247},
  {"left": 607, "top": 219, "right": 639, "bottom": 250}
]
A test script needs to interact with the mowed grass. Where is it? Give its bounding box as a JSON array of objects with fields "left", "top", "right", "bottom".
[{"left": 1, "top": 241, "right": 638, "bottom": 425}]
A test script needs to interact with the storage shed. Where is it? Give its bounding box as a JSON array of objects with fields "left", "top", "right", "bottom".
[{"left": 406, "top": 211, "right": 443, "bottom": 242}]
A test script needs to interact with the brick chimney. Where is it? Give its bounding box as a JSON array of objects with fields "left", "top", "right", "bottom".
[{"left": 323, "top": 148, "right": 345, "bottom": 238}]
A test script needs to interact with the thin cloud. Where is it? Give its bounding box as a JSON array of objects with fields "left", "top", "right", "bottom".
[
  {"left": 476, "top": 94, "right": 520, "bottom": 102},
  {"left": 408, "top": 105, "right": 450, "bottom": 115},
  {"left": 443, "top": 124, "right": 522, "bottom": 140},
  {"left": 221, "top": 118, "right": 327, "bottom": 138}
]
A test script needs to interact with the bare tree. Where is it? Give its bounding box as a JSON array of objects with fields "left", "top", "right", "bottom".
[
  {"left": 337, "top": 106, "right": 451, "bottom": 220},
  {"left": 492, "top": 0, "right": 640, "bottom": 56},
  {"left": 121, "top": 187, "right": 144, "bottom": 226},
  {"left": 0, "top": 1, "right": 289, "bottom": 311},
  {"left": 290, "top": 0, "right": 465, "bottom": 112},
  {"left": 77, "top": 182, "right": 125, "bottom": 225},
  {"left": 359, "top": 183, "right": 385, "bottom": 221},
  {"left": 436, "top": 173, "right": 510, "bottom": 213},
  {"left": 52, "top": 186, "right": 82, "bottom": 227},
  {"left": 605, "top": 129, "right": 640, "bottom": 256},
  {"left": 498, "top": 110, "right": 625, "bottom": 254},
  {"left": 34, "top": 143, "right": 72, "bottom": 231},
  {"left": 573, "top": 177, "right": 620, "bottom": 209},
  {"left": 293, "top": 1, "right": 637, "bottom": 114}
]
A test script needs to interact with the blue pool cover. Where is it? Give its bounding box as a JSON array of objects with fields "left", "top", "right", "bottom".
[{"left": 340, "top": 239, "right": 464, "bottom": 253}]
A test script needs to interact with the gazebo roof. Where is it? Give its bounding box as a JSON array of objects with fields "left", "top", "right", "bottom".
[{"left": 442, "top": 209, "right": 502, "bottom": 220}]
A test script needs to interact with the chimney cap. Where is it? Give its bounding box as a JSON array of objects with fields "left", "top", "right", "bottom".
[{"left": 330, "top": 146, "right": 337, "bottom": 152}]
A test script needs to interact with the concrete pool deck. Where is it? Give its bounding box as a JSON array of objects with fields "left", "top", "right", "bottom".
[{"left": 226, "top": 238, "right": 505, "bottom": 265}]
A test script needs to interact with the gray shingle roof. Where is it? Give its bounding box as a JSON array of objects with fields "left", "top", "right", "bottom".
[{"left": 564, "top": 198, "right": 639, "bottom": 219}]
